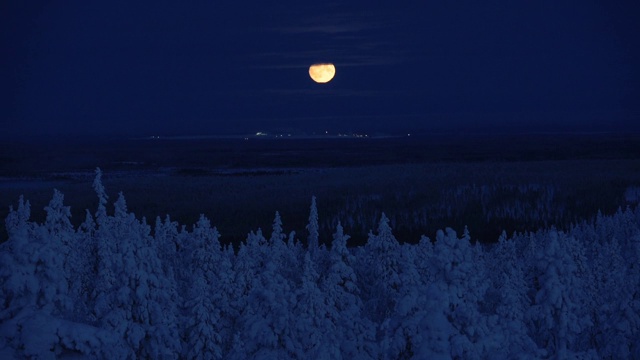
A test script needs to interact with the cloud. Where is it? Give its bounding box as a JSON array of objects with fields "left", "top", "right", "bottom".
[
  {"left": 250, "top": 9, "right": 405, "bottom": 68},
  {"left": 263, "top": 88, "right": 385, "bottom": 97},
  {"left": 250, "top": 48, "right": 404, "bottom": 69},
  {"left": 271, "top": 12, "right": 388, "bottom": 35}
]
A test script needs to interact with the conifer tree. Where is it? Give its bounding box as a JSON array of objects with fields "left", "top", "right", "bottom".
[
  {"left": 92, "top": 168, "right": 108, "bottom": 225},
  {"left": 292, "top": 252, "right": 340, "bottom": 359},
  {"left": 184, "top": 214, "right": 232, "bottom": 358},
  {"left": 323, "top": 223, "right": 376, "bottom": 358},
  {"left": 359, "top": 213, "right": 402, "bottom": 323},
  {"left": 307, "top": 196, "right": 319, "bottom": 252},
  {"left": 528, "top": 230, "right": 592, "bottom": 358},
  {"left": 1, "top": 196, "right": 35, "bottom": 323}
]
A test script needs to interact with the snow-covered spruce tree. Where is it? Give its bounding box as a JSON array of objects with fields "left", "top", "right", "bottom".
[
  {"left": 154, "top": 215, "right": 181, "bottom": 286},
  {"left": 564, "top": 230, "right": 597, "bottom": 353},
  {"left": 231, "top": 216, "right": 296, "bottom": 358},
  {"left": 269, "top": 211, "right": 287, "bottom": 253},
  {"left": 357, "top": 213, "right": 402, "bottom": 324},
  {"left": 270, "top": 212, "right": 303, "bottom": 291},
  {"left": 71, "top": 209, "right": 98, "bottom": 321},
  {"left": 92, "top": 168, "right": 117, "bottom": 311},
  {"left": 0, "top": 197, "right": 37, "bottom": 346},
  {"left": 183, "top": 214, "right": 236, "bottom": 359},
  {"left": 0, "top": 197, "right": 35, "bottom": 319},
  {"left": 232, "top": 228, "right": 264, "bottom": 311},
  {"left": 40, "top": 189, "right": 74, "bottom": 316},
  {"left": 428, "top": 228, "right": 501, "bottom": 359},
  {"left": 380, "top": 240, "right": 429, "bottom": 359},
  {"left": 321, "top": 222, "right": 376, "bottom": 358},
  {"left": 413, "top": 235, "right": 435, "bottom": 284},
  {"left": 93, "top": 167, "right": 108, "bottom": 225},
  {"left": 357, "top": 213, "right": 429, "bottom": 358},
  {"left": 153, "top": 215, "right": 183, "bottom": 324},
  {"left": 1, "top": 194, "right": 120, "bottom": 358},
  {"left": 307, "top": 196, "right": 320, "bottom": 253},
  {"left": 527, "top": 229, "right": 592, "bottom": 358},
  {"left": 93, "top": 192, "right": 181, "bottom": 358},
  {"left": 588, "top": 236, "right": 634, "bottom": 358},
  {"left": 486, "top": 231, "right": 540, "bottom": 357},
  {"left": 291, "top": 251, "right": 341, "bottom": 359},
  {"left": 587, "top": 208, "right": 640, "bottom": 358}
]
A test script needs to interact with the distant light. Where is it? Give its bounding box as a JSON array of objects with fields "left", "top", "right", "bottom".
[{"left": 408, "top": 133, "right": 411, "bottom": 136}]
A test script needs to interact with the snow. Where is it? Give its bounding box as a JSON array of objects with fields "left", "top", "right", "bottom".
[{"left": 1, "top": 170, "right": 639, "bottom": 358}]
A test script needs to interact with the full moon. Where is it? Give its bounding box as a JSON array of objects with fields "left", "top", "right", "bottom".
[{"left": 309, "top": 63, "right": 336, "bottom": 83}]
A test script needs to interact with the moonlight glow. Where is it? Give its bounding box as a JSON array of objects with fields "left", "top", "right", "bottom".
[{"left": 308, "top": 63, "right": 336, "bottom": 83}]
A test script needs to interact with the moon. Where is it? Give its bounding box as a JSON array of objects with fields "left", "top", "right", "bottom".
[{"left": 309, "top": 63, "right": 336, "bottom": 83}]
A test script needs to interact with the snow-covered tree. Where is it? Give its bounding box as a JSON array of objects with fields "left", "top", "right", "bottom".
[
  {"left": 322, "top": 223, "right": 376, "bottom": 358},
  {"left": 307, "top": 196, "right": 320, "bottom": 253},
  {"left": 183, "top": 214, "right": 238, "bottom": 359},
  {"left": 358, "top": 213, "right": 402, "bottom": 324},
  {"left": 233, "top": 228, "right": 295, "bottom": 358},
  {"left": 528, "top": 230, "right": 592, "bottom": 358},
  {"left": 92, "top": 167, "right": 108, "bottom": 225},
  {"left": 487, "top": 232, "right": 540, "bottom": 357},
  {"left": 429, "top": 228, "right": 501, "bottom": 359},
  {"left": 2, "top": 174, "right": 640, "bottom": 358},
  {"left": 93, "top": 192, "right": 181, "bottom": 357},
  {"left": 291, "top": 252, "right": 341, "bottom": 359}
]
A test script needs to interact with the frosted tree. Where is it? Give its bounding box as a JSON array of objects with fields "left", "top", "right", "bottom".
[
  {"left": 487, "top": 232, "right": 539, "bottom": 357},
  {"left": 270, "top": 211, "right": 286, "bottom": 248},
  {"left": 92, "top": 169, "right": 117, "bottom": 308},
  {"left": 234, "top": 227, "right": 295, "bottom": 358},
  {"left": 185, "top": 276, "right": 222, "bottom": 358},
  {"left": 155, "top": 214, "right": 193, "bottom": 305},
  {"left": 1, "top": 196, "right": 35, "bottom": 323},
  {"left": 0, "top": 194, "right": 74, "bottom": 357},
  {"left": 71, "top": 209, "right": 98, "bottom": 321},
  {"left": 44, "top": 190, "right": 74, "bottom": 237},
  {"left": 232, "top": 230, "right": 263, "bottom": 304},
  {"left": 93, "top": 192, "right": 180, "bottom": 358},
  {"left": 92, "top": 167, "right": 108, "bottom": 225},
  {"left": 413, "top": 235, "right": 434, "bottom": 284},
  {"left": 269, "top": 212, "right": 300, "bottom": 289},
  {"left": 183, "top": 214, "right": 238, "bottom": 358},
  {"left": 41, "top": 190, "right": 74, "bottom": 315},
  {"left": 322, "top": 223, "right": 376, "bottom": 358},
  {"left": 306, "top": 196, "right": 319, "bottom": 252},
  {"left": 291, "top": 252, "right": 340, "bottom": 359},
  {"left": 184, "top": 268, "right": 223, "bottom": 359},
  {"left": 528, "top": 230, "right": 592, "bottom": 358},
  {"left": 4, "top": 195, "right": 31, "bottom": 238},
  {"left": 429, "top": 228, "right": 500, "bottom": 358},
  {"left": 381, "top": 241, "right": 427, "bottom": 359},
  {"left": 410, "top": 283, "right": 456, "bottom": 359},
  {"left": 358, "top": 213, "right": 402, "bottom": 324},
  {"left": 589, "top": 236, "right": 634, "bottom": 358},
  {"left": 356, "top": 213, "right": 432, "bottom": 357}
]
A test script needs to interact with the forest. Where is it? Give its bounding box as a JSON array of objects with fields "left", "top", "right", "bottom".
[{"left": 1, "top": 168, "right": 639, "bottom": 358}]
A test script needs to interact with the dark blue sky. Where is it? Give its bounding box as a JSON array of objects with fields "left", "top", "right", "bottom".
[{"left": 2, "top": 1, "right": 639, "bottom": 140}]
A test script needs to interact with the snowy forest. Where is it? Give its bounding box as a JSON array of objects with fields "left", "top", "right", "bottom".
[{"left": 1, "top": 169, "right": 640, "bottom": 359}]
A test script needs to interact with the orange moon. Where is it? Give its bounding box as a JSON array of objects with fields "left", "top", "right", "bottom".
[{"left": 308, "top": 63, "right": 336, "bottom": 83}]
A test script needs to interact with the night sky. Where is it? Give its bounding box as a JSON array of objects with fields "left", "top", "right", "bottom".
[{"left": 2, "top": 1, "right": 639, "bottom": 140}]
